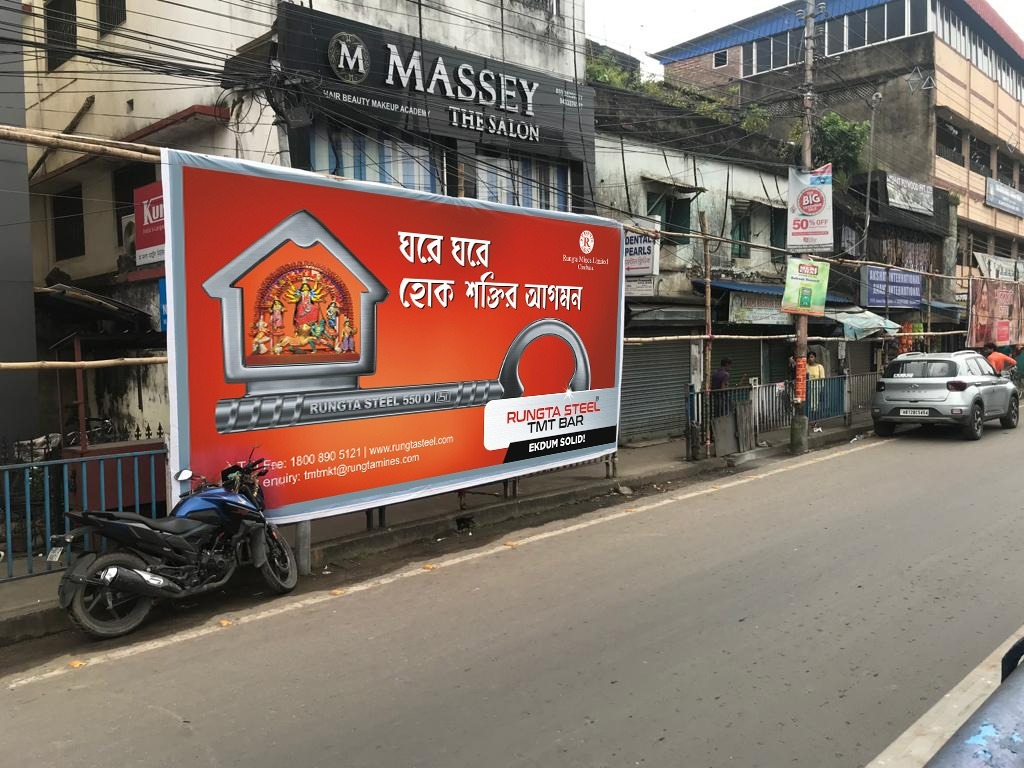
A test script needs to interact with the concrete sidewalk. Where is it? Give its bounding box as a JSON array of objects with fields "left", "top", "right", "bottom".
[{"left": 0, "top": 417, "right": 872, "bottom": 647}]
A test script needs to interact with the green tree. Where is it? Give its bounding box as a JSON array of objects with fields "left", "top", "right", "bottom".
[{"left": 796, "top": 112, "right": 870, "bottom": 186}]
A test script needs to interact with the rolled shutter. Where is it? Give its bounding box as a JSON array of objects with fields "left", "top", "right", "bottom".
[{"left": 620, "top": 340, "right": 690, "bottom": 443}]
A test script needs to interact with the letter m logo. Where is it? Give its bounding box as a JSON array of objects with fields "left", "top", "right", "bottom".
[{"left": 329, "top": 32, "right": 368, "bottom": 84}]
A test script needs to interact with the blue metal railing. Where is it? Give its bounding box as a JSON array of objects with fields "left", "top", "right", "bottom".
[{"left": 0, "top": 448, "right": 167, "bottom": 581}]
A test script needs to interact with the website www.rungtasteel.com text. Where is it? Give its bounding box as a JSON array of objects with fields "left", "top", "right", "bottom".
[{"left": 302, "top": 434, "right": 456, "bottom": 480}]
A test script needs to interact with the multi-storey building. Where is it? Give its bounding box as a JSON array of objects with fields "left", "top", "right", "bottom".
[{"left": 653, "top": 0, "right": 1024, "bottom": 279}]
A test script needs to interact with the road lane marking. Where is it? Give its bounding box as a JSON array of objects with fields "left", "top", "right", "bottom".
[
  {"left": 866, "top": 628, "right": 1024, "bottom": 767},
  {"left": 5, "top": 439, "right": 886, "bottom": 691}
]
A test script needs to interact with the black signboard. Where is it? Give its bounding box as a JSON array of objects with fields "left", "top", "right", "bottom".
[{"left": 276, "top": 2, "right": 594, "bottom": 162}]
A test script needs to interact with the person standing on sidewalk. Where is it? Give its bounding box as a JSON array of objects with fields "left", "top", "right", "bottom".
[
  {"left": 806, "top": 351, "right": 826, "bottom": 420},
  {"left": 711, "top": 358, "right": 732, "bottom": 417}
]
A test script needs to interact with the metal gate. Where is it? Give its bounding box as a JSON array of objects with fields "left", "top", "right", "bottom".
[{"left": 620, "top": 339, "right": 690, "bottom": 443}]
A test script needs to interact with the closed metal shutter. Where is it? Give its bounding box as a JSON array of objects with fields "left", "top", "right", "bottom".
[
  {"left": 711, "top": 340, "right": 762, "bottom": 387},
  {"left": 766, "top": 341, "right": 792, "bottom": 383},
  {"left": 620, "top": 339, "right": 690, "bottom": 443}
]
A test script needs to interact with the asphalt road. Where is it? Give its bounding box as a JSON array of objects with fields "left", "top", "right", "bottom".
[{"left": 4, "top": 425, "right": 1024, "bottom": 768}]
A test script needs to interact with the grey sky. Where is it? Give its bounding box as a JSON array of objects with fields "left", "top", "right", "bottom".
[{"left": 584, "top": 0, "right": 1024, "bottom": 73}]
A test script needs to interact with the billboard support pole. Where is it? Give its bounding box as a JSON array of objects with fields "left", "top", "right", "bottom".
[
  {"left": 296, "top": 520, "right": 311, "bottom": 576},
  {"left": 700, "top": 211, "right": 712, "bottom": 459},
  {"left": 790, "top": 0, "right": 818, "bottom": 456}
]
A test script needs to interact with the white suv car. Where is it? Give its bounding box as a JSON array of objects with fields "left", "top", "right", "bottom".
[{"left": 871, "top": 351, "right": 1019, "bottom": 440}]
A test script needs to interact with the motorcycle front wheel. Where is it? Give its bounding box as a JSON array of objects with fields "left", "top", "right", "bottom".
[
  {"left": 67, "top": 552, "right": 154, "bottom": 639},
  {"left": 258, "top": 527, "right": 298, "bottom": 593}
]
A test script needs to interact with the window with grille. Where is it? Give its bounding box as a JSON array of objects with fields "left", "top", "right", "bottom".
[
  {"left": 476, "top": 155, "right": 570, "bottom": 212},
  {"left": 713, "top": 50, "right": 728, "bottom": 68},
  {"left": 52, "top": 186, "right": 84, "bottom": 261},
  {"left": 44, "top": 0, "right": 76, "bottom": 71},
  {"left": 99, "top": 0, "right": 126, "bottom": 35},
  {"left": 997, "top": 152, "right": 1015, "bottom": 188},
  {"left": 770, "top": 207, "right": 787, "bottom": 262},
  {"left": 329, "top": 127, "right": 445, "bottom": 194},
  {"left": 969, "top": 135, "right": 992, "bottom": 177},
  {"left": 936, "top": 120, "right": 964, "bottom": 166},
  {"left": 646, "top": 192, "right": 690, "bottom": 247},
  {"left": 730, "top": 204, "right": 751, "bottom": 259}
]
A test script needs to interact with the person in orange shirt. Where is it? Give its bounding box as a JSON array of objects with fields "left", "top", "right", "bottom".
[{"left": 982, "top": 343, "right": 1018, "bottom": 374}]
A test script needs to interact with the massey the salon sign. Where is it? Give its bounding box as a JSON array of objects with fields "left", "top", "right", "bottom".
[{"left": 277, "top": 3, "right": 594, "bottom": 161}]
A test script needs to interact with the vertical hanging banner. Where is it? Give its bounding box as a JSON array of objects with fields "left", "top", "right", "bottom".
[
  {"left": 968, "top": 278, "right": 1023, "bottom": 348},
  {"left": 787, "top": 163, "right": 834, "bottom": 253},
  {"left": 781, "top": 257, "right": 831, "bottom": 317},
  {"left": 162, "top": 151, "right": 623, "bottom": 523}
]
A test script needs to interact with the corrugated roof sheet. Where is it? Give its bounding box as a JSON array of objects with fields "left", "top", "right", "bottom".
[
  {"left": 693, "top": 278, "right": 852, "bottom": 305},
  {"left": 652, "top": 0, "right": 890, "bottom": 63}
]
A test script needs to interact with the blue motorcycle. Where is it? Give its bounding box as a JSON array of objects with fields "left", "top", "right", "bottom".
[{"left": 48, "top": 454, "right": 297, "bottom": 638}]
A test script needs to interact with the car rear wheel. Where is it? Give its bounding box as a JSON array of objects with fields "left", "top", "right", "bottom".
[
  {"left": 963, "top": 402, "right": 985, "bottom": 441},
  {"left": 873, "top": 421, "right": 895, "bottom": 437},
  {"left": 1001, "top": 397, "right": 1019, "bottom": 429}
]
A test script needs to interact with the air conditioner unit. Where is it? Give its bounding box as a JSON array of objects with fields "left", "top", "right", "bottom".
[{"left": 120, "top": 213, "right": 136, "bottom": 267}]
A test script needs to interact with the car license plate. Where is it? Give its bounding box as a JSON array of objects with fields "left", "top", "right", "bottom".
[
  {"left": 899, "top": 408, "right": 929, "bottom": 416},
  {"left": 46, "top": 546, "right": 63, "bottom": 563}
]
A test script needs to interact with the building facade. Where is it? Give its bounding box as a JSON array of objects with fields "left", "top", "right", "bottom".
[
  {"left": 653, "top": 0, "right": 1024, "bottom": 285},
  {"left": 19, "top": 0, "right": 591, "bottom": 433}
]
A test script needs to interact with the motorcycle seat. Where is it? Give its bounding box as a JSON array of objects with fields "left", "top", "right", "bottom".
[{"left": 91, "top": 510, "right": 207, "bottom": 535}]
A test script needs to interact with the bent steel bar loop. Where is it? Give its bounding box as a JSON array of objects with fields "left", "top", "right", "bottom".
[
  {"left": 215, "top": 319, "right": 591, "bottom": 433},
  {"left": 497, "top": 318, "right": 590, "bottom": 399}
]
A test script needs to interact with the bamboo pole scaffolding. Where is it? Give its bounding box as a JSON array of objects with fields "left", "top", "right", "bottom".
[
  {"left": 0, "top": 357, "right": 167, "bottom": 370},
  {"left": 0, "top": 125, "right": 159, "bottom": 164}
]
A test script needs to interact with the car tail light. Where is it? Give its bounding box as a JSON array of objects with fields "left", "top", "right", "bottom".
[
  {"left": 947, "top": 380, "right": 968, "bottom": 392},
  {"left": 875, "top": 381, "right": 885, "bottom": 392}
]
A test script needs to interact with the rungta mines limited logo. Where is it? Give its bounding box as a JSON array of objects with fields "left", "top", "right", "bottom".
[{"left": 579, "top": 230, "right": 595, "bottom": 254}]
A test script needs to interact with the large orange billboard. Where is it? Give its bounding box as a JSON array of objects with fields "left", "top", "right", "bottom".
[{"left": 163, "top": 151, "right": 623, "bottom": 522}]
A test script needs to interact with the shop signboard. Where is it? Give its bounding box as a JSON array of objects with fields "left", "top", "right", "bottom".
[
  {"left": 134, "top": 181, "right": 165, "bottom": 265},
  {"left": 781, "top": 257, "right": 830, "bottom": 317},
  {"left": 163, "top": 150, "right": 623, "bottom": 522},
  {"left": 787, "top": 164, "right": 834, "bottom": 253},
  {"left": 624, "top": 217, "right": 659, "bottom": 276},
  {"left": 728, "top": 292, "right": 792, "bottom": 325},
  {"left": 985, "top": 177, "right": 1024, "bottom": 219},
  {"left": 859, "top": 265, "right": 922, "bottom": 308},
  {"left": 625, "top": 276, "right": 656, "bottom": 297},
  {"left": 275, "top": 3, "right": 594, "bottom": 162},
  {"left": 886, "top": 173, "right": 933, "bottom": 215}
]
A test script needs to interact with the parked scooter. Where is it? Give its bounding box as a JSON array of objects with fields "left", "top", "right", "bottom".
[{"left": 48, "top": 453, "right": 297, "bottom": 638}]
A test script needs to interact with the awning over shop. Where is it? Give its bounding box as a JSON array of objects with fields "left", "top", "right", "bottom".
[
  {"left": 922, "top": 297, "right": 965, "bottom": 323},
  {"left": 626, "top": 299, "right": 708, "bottom": 325},
  {"left": 692, "top": 278, "right": 853, "bottom": 305},
  {"left": 825, "top": 306, "right": 900, "bottom": 340}
]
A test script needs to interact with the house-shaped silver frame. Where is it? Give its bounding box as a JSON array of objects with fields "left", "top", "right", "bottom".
[{"left": 202, "top": 210, "right": 388, "bottom": 396}]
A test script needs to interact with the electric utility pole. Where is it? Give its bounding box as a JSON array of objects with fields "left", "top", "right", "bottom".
[{"left": 790, "top": 0, "right": 819, "bottom": 455}]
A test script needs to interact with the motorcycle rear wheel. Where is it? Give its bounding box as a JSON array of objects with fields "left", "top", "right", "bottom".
[
  {"left": 68, "top": 552, "right": 154, "bottom": 639},
  {"left": 258, "top": 528, "right": 298, "bottom": 593}
]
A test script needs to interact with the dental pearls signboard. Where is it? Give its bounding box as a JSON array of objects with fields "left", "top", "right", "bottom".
[{"left": 162, "top": 151, "right": 622, "bottom": 522}]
